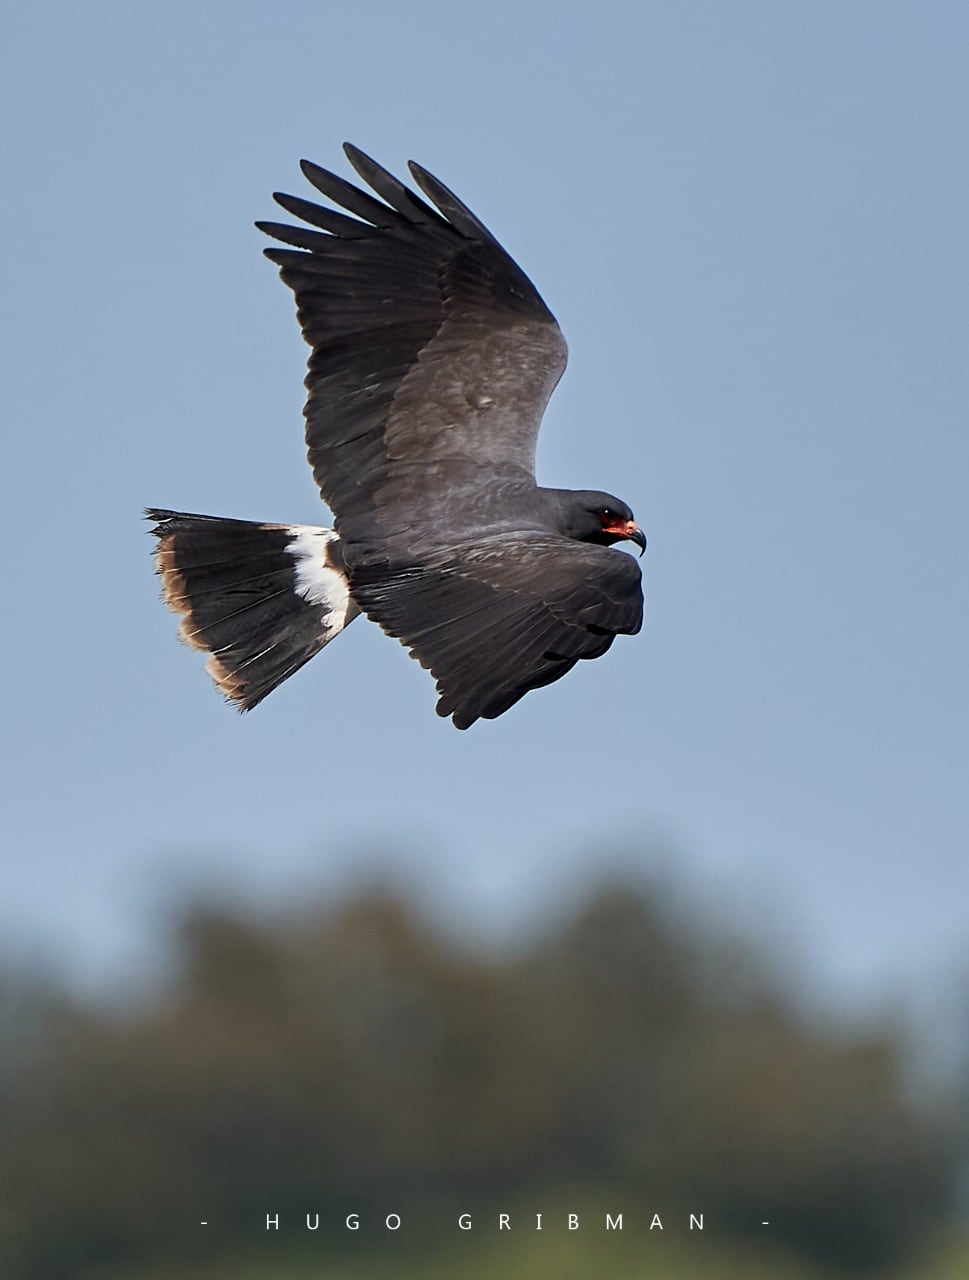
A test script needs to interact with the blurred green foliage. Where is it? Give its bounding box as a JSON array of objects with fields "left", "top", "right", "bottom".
[{"left": 0, "top": 879, "right": 958, "bottom": 1279}]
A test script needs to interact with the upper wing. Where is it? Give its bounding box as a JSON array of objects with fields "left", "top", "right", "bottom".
[
  {"left": 350, "top": 535, "right": 644, "bottom": 729},
  {"left": 258, "top": 145, "right": 568, "bottom": 558}
]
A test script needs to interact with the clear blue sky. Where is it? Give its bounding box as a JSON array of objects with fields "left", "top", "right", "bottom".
[{"left": 2, "top": 2, "right": 966, "bottom": 1022}]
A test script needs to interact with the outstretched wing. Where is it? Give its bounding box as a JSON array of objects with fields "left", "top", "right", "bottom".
[
  {"left": 258, "top": 145, "right": 567, "bottom": 559},
  {"left": 351, "top": 535, "right": 644, "bottom": 729}
]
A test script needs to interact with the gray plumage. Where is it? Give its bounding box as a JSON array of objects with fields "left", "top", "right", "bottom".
[{"left": 150, "top": 146, "right": 645, "bottom": 727}]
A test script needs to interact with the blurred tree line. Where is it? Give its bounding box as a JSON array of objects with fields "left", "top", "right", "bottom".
[{"left": 0, "top": 875, "right": 957, "bottom": 1279}]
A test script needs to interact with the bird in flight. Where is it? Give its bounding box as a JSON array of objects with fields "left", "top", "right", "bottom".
[{"left": 149, "top": 145, "right": 645, "bottom": 728}]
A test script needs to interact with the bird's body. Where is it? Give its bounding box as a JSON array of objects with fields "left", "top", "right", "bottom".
[{"left": 150, "top": 146, "right": 645, "bottom": 728}]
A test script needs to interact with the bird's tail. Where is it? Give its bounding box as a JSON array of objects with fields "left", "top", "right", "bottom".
[{"left": 147, "top": 509, "right": 360, "bottom": 710}]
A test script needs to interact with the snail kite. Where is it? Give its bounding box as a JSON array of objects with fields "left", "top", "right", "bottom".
[{"left": 149, "top": 145, "right": 645, "bottom": 728}]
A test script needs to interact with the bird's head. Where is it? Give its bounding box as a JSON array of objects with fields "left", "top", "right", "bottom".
[{"left": 559, "top": 490, "right": 646, "bottom": 555}]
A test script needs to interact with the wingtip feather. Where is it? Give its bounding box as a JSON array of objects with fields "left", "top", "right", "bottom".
[
  {"left": 342, "top": 140, "right": 366, "bottom": 167},
  {"left": 406, "top": 160, "right": 496, "bottom": 243}
]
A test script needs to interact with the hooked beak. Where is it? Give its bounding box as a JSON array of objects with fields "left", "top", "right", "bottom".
[{"left": 625, "top": 521, "right": 647, "bottom": 556}]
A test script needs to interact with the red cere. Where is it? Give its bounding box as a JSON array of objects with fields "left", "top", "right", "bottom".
[{"left": 600, "top": 514, "right": 640, "bottom": 538}]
